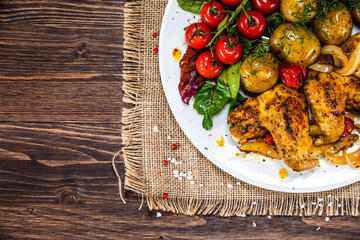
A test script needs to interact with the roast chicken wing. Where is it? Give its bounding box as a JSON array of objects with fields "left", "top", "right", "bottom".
[
  {"left": 304, "top": 71, "right": 360, "bottom": 146},
  {"left": 228, "top": 84, "right": 319, "bottom": 171}
]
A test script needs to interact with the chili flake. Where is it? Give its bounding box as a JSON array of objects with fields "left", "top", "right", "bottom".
[
  {"left": 153, "top": 45, "right": 159, "bottom": 54},
  {"left": 163, "top": 160, "right": 169, "bottom": 165},
  {"left": 152, "top": 32, "right": 158, "bottom": 38},
  {"left": 171, "top": 144, "right": 178, "bottom": 150}
]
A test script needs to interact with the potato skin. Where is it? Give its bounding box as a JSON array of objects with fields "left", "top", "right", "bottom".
[
  {"left": 280, "top": 0, "right": 318, "bottom": 23},
  {"left": 270, "top": 23, "right": 321, "bottom": 67},
  {"left": 240, "top": 53, "right": 279, "bottom": 93},
  {"left": 352, "top": 7, "right": 360, "bottom": 23},
  {"left": 313, "top": 4, "right": 352, "bottom": 45}
]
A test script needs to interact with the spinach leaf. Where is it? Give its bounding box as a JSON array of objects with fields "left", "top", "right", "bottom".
[
  {"left": 228, "top": 93, "right": 248, "bottom": 114},
  {"left": 193, "top": 81, "right": 232, "bottom": 130},
  {"left": 177, "top": 0, "right": 208, "bottom": 14}
]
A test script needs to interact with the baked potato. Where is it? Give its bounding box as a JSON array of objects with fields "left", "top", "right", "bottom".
[
  {"left": 352, "top": 7, "right": 360, "bottom": 23},
  {"left": 240, "top": 53, "right": 279, "bottom": 93},
  {"left": 280, "top": 0, "right": 319, "bottom": 23},
  {"left": 313, "top": 3, "right": 352, "bottom": 45},
  {"left": 270, "top": 23, "right": 321, "bottom": 67}
]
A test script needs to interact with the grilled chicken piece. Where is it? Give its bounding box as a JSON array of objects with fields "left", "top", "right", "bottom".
[
  {"left": 228, "top": 84, "right": 319, "bottom": 171},
  {"left": 303, "top": 71, "right": 346, "bottom": 146},
  {"left": 304, "top": 71, "right": 360, "bottom": 146}
]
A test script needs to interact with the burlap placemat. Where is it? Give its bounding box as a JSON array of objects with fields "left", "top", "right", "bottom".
[{"left": 121, "top": 0, "right": 359, "bottom": 216}]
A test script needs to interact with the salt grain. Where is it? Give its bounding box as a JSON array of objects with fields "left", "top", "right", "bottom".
[
  {"left": 177, "top": 161, "right": 182, "bottom": 165},
  {"left": 312, "top": 202, "right": 317, "bottom": 205},
  {"left": 319, "top": 203, "right": 323, "bottom": 208},
  {"left": 153, "top": 126, "right": 159, "bottom": 132},
  {"left": 253, "top": 222, "right": 257, "bottom": 227},
  {"left": 325, "top": 217, "right": 329, "bottom": 222},
  {"left": 220, "top": 183, "right": 224, "bottom": 186},
  {"left": 173, "top": 170, "right": 179, "bottom": 175},
  {"left": 188, "top": 171, "right": 192, "bottom": 175},
  {"left": 338, "top": 204, "right": 342, "bottom": 208},
  {"left": 236, "top": 214, "right": 246, "bottom": 217},
  {"left": 180, "top": 172, "right": 186, "bottom": 177},
  {"left": 178, "top": 177, "right": 182, "bottom": 181},
  {"left": 316, "top": 227, "right": 321, "bottom": 231},
  {"left": 237, "top": 182, "right": 240, "bottom": 185},
  {"left": 187, "top": 175, "right": 193, "bottom": 180},
  {"left": 300, "top": 205, "right": 305, "bottom": 209},
  {"left": 328, "top": 202, "right": 333, "bottom": 207},
  {"left": 171, "top": 158, "right": 176, "bottom": 163},
  {"left": 190, "top": 180, "right": 195, "bottom": 184},
  {"left": 199, "top": 184, "right": 203, "bottom": 187},
  {"left": 318, "top": 198, "right": 323, "bottom": 202},
  {"left": 328, "top": 194, "right": 332, "bottom": 198},
  {"left": 167, "top": 136, "right": 171, "bottom": 139},
  {"left": 267, "top": 216, "right": 272, "bottom": 219},
  {"left": 227, "top": 184, "right": 233, "bottom": 188},
  {"left": 156, "top": 212, "right": 162, "bottom": 217},
  {"left": 252, "top": 201, "right": 257, "bottom": 205}
]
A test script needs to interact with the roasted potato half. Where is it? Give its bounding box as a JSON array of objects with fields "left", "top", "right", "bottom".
[
  {"left": 313, "top": 3, "right": 353, "bottom": 45},
  {"left": 240, "top": 53, "right": 279, "bottom": 93},
  {"left": 270, "top": 23, "right": 321, "bottom": 67}
]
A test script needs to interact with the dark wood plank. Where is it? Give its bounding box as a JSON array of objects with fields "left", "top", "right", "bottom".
[
  {"left": 0, "top": 80, "right": 122, "bottom": 122},
  {"left": 0, "top": 0, "right": 124, "bottom": 27}
]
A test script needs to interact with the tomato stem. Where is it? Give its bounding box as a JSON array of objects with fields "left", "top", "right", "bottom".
[{"left": 206, "top": 0, "right": 249, "bottom": 48}]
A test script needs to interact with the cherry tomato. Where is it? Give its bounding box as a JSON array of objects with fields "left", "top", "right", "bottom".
[
  {"left": 264, "top": 132, "right": 275, "bottom": 145},
  {"left": 221, "top": 0, "right": 243, "bottom": 6},
  {"left": 237, "top": 10, "right": 266, "bottom": 39},
  {"left": 185, "top": 22, "right": 212, "bottom": 49},
  {"left": 280, "top": 62, "right": 307, "bottom": 89},
  {"left": 342, "top": 117, "right": 355, "bottom": 137},
  {"left": 252, "top": 0, "right": 280, "bottom": 15},
  {"left": 201, "top": 1, "right": 227, "bottom": 28},
  {"left": 215, "top": 36, "right": 243, "bottom": 64},
  {"left": 196, "top": 51, "right": 223, "bottom": 79}
]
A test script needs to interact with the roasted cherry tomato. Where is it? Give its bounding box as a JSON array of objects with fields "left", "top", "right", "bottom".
[
  {"left": 280, "top": 62, "right": 307, "bottom": 89},
  {"left": 216, "top": 36, "right": 243, "bottom": 64},
  {"left": 221, "top": 0, "right": 243, "bottom": 6},
  {"left": 201, "top": 1, "right": 227, "bottom": 28},
  {"left": 252, "top": 0, "right": 280, "bottom": 15},
  {"left": 185, "top": 22, "right": 212, "bottom": 49},
  {"left": 196, "top": 51, "right": 223, "bottom": 79},
  {"left": 342, "top": 117, "right": 355, "bottom": 137},
  {"left": 264, "top": 132, "right": 275, "bottom": 145},
  {"left": 237, "top": 10, "right": 266, "bottom": 39}
]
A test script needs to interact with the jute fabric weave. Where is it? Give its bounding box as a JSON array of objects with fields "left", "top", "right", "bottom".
[{"left": 122, "top": 0, "right": 360, "bottom": 216}]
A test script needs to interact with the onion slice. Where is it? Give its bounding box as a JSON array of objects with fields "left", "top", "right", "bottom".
[
  {"left": 321, "top": 45, "right": 349, "bottom": 68},
  {"left": 308, "top": 63, "right": 334, "bottom": 73},
  {"left": 335, "top": 44, "right": 360, "bottom": 76},
  {"left": 344, "top": 148, "right": 360, "bottom": 168}
]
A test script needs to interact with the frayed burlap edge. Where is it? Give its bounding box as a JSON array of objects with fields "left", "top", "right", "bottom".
[{"left": 121, "top": 0, "right": 359, "bottom": 217}]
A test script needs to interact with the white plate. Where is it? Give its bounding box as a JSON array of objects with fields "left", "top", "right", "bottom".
[{"left": 159, "top": 0, "right": 360, "bottom": 193}]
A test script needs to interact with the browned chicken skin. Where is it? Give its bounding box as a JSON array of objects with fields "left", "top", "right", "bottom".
[
  {"left": 304, "top": 71, "right": 360, "bottom": 146},
  {"left": 228, "top": 84, "right": 319, "bottom": 171}
]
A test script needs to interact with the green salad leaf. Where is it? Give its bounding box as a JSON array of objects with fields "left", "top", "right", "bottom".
[
  {"left": 264, "top": 12, "right": 285, "bottom": 36},
  {"left": 177, "top": 0, "right": 207, "bottom": 14},
  {"left": 226, "top": 61, "right": 242, "bottom": 99},
  {"left": 193, "top": 81, "right": 232, "bottom": 130},
  {"left": 228, "top": 93, "right": 247, "bottom": 114}
]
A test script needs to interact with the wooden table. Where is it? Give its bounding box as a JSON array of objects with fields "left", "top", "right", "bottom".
[{"left": 0, "top": 1, "right": 358, "bottom": 239}]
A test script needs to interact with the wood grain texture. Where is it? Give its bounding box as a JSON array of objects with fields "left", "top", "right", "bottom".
[{"left": 0, "top": 0, "right": 358, "bottom": 239}]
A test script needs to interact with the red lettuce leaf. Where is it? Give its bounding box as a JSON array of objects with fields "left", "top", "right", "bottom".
[{"left": 178, "top": 47, "right": 205, "bottom": 104}]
